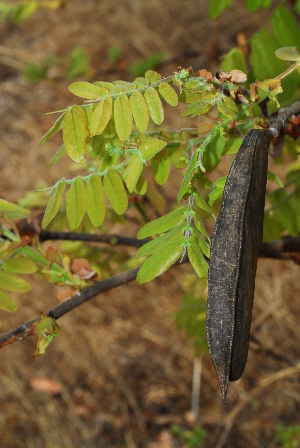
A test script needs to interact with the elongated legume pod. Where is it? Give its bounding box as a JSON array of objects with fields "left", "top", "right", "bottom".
[{"left": 206, "top": 129, "right": 272, "bottom": 403}]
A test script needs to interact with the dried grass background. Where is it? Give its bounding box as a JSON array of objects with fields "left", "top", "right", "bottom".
[{"left": 0, "top": 0, "right": 299, "bottom": 447}]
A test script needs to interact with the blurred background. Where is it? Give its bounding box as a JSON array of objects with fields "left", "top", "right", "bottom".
[{"left": 0, "top": 0, "right": 300, "bottom": 447}]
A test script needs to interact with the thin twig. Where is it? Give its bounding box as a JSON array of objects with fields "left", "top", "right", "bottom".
[
  {"left": 39, "top": 230, "right": 150, "bottom": 248},
  {"left": 0, "top": 256, "right": 188, "bottom": 349}
]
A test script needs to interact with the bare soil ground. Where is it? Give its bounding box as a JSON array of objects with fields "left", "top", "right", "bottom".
[{"left": 0, "top": 1, "right": 299, "bottom": 447}]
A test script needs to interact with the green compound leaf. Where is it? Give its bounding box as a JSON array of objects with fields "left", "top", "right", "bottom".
[
  {"left": 39, "top": 112, "right": 65, "bottom": 145},
  {"left": 0, "top": 199, "right": 30, "bottom": 220},
  {"left": 137, "top": 205, "right": 189, "bottom": 239},
  {"left": 63, "top": 106, "right": 89, "bottom": 164},
  {"left": 137, "top": 223, "right": 186, "bottom": 257},
  {"left": 103, "top": 168, "right": 128, "bottom": 215},
  {"left": 0, "top": 271, "right": 30, "bottom": 293},
  {"left": 42, "top": 181, "right": 66, "bottom": 228},
  {"left": 0, "top": 289, "right": 17, "bottom": 313},
  {"left": 151, "top": 150, "right": 172, "bottom": 185},
  {"left": 158, "top": 82, "right": 178, "bottom": 106},
  {"left": 272, "top": 6, "right": 300, "bottom": 49},
  {"left": 90, "top": 96, "right": 113, "bottom": 136},
  {"left": 114, "top": 93, "right": 133, "bottom": 141},
  {"left": 188, "top": 236, "right": 209, "bottom": 278},
  {"left": 124, "top": 155, "right": 144, "bottom": 193},
  {"left": 3, "top": 256, "right": 38, "bottom": 274},
  {"left": 139, "top": 138, "right": 167, "bottom": 161},
  {"left": 69, "top": 82, "right": 109, "bottom": 100},
  {"left": 145, "top": 70, "right": 161, "bottom": 84},
  {"left": 86, "top": 174, "right": 106, "bottom": 227},
  {"left": 144, "top": 87, "right": 164, "bottom": 125},
  {"left": 66, "top": 178, "right": 87, "bottom": 229},
  {"left": 129, "top": 91, "right": 149, "bottom": 132},
  {"left": 137, "top": 236, "right": 185, "bottom": 284}
]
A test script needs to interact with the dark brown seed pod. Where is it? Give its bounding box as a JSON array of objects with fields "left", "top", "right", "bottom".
[{"left": 206, "top": 129, "right": 272, "bottom": 404}]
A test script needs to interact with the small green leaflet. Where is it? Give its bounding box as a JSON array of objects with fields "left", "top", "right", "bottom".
[
  {"left": 158, "top": 82, "right": 178, "bottom": 106},
  {"left": 267, "top": 169, "right": 284, "bottom": 188},
  {"left": 275, "top": 46, "right": 300, "bottom": 62},
  {"left": 34, "top": 313, "right": 59, "bottom": 357},
  {"left": 39, "top": 112, "right": 65, "bottom": 145},
  {"left": 124, "top": 155, "right": 144, "bottom": 193},
  {"left": 0, "top": 271, "right": 30, "bottom": 293},
  {"left": 188, "top": 236, "right": 209, "bottom": 278},
  {"left": 103, "top": 168, "right": 128, "bottom": 215},
  {"left": 129, "top": 91, "right": 149, "bottom": 132},
  {"left": 137, "top": 205, "right": 189, "bottom": 239},
  {"left": 66, "top": 178, "right": 87, "bottom": 229},
  {"left": 208, "top": 0, "right": 232, "bottom": 18},
  {"left": 63, "top": 106, "right": 89, "bottom": 163},
  {"left": 49, "top": 144, "right": 66, "bottom": 166},
  {"left": 69, "top": 82, "right": 109, "bottom": 100},
  {"left": 0, "top": 289, "right": 17, "bottom": 313},
  {"left": 3, "top": 256, "right": 38, "bottom": 274},
  {"left": 90, "top": 96, "right": 113, "bottom": 136},
  {"left": 191, "top": 225, "right": 211, "bottom": 258},
  {"left": 134, "top": 172, "right": 147, "bottom": 195},
  {"left": 42, "top": 181, "right": 66, "bottom": 228},
  {"left": 137, "top": 223, "right": 186, "bottom": 257},
  {"left": 144, "top": 87, "right": 164, "bottom": 125},
  {"left": 145, "top": 70, "right": 161, "bottom": 84},
  {"left": 202, "top": 132, "right": 226, "bottom": 172},
  {"left": 177, "top": 151, "right": 199, "bottom": 203},
  {"left": 0, "top": 199, "right": 30, "bottom": 220},
  {"left": 139, "top": 138, "right": 167, "bottom": 161},
  {"left": 193, "top": 190, "right": 214, "bottom": 216},
  {"left": 114, "top": 93, "right": 133, "bottom": 141},
  {"left": 137, "top": 236, "right": 186, "bottom": 284},
  {"left": 86, "top": 174, "right": 106, "bottom": 227},
  {"left": 151, "top": 150, "right": 172, "bottom": 185}
]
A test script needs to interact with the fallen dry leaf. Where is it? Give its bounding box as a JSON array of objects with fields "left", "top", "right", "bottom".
[{"left": 30, "top": 376, "right": 61, "bottom": 395}]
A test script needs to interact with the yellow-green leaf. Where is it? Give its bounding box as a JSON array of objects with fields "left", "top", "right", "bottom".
[
  {"left": 114, "top": 93, "right": 133, "bottom": 141},
  {"left": 103, "top": 168, "right": 128, "bottom": 215},
  {"left": 134, "top": 174, "right": 147, "bottom": 195},
  {"left": 151, "top": 149, "right": 172, "bottom": 185},
  {"left": 275, "top": 46, "right": 300, "bottom": 61},
  {"left": 49, "top": 144, "right": 66, "bottom": 166},
  {"left": 158, "top": 82, "right": 178, "bottom": 106},
  {"left": 0, "top": 199, "right": 30, "bottom": 220},
  {"left": 90, "top": 96, "right": 113, "bottom": 136},
  {"left": 137, "top": 237, "right": 185, "bottom": 284},
  {"left": 124, "top": 155, "right": 144, "bottom": 193},
  {"left": 188, "top": 237, "right": 209, "bottom": 278},
  {"left": 66, "top": 178, "right": 87, "bottom": 229},
  {"left": 63, "top": 106, "right": 89, "bottom": 163},
  {"left": 0, "top": 289, "right": 17, "bottom": 313},
  {"left": 86, "top": 174, "right": 106, "bottom": 227},
  {"left": 0, "top": 271, "right": 30, "bottom": 293},
  {"left": 137, "top": 205, "right": 189, "bottom": 239},
  {"left": 144, "top": 87, "right": 164, "bottom": 125},
  {"left": 3, "top": 256, "right": 38, "bottom": 274},
  {"left": 129, "top": 91, "right": 149, "bottom": 132},
  {"left": 42, "top": 181, "right": 66, "bottom": 228},
  {"left": 69, "top": 82, "right": 109, "bottom": 100},
  {"left": 39, "top": 112, "right": 65, "bottom": 145},
  {"left": 139, "top": 138, "right": 167, "bottom": 161},
  {"left": 145, "top": 70, "right": 161, "bottom": 84}
]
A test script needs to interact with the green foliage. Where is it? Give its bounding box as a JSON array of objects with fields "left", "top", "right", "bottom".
[
  {"left": 128, "top": 52, "right": 165, "bottom": 78},
  {"left": 34, "top": 313, "right": 59, "bottom": 357},
  {"left": 209, "top": 0, "right": 271, "bottom": 18},
  {"left": 65, "top": 46, "right": 90, "bottom": 80},
  {"left": 108, "top": 46, "right": 122, "bottom": 64},
  {"left": 23, "top": 55, "right": 53, "bottom": 83},
  {"left": 275, "top": 424, "right": 300, "bottom": 448},
  {"left": 171, "top": 424, "right": 206, "bottom": 448}
]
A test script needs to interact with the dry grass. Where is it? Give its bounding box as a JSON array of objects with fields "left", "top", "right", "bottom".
[{"left": 0, "top": 1, "right": 299, "bottom": 447}]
